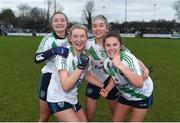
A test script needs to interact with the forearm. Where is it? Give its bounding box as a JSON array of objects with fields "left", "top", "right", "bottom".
[
  {"left": 138, "top": 59, "right": 147, "bottom": 70},
  {"left": 85, "top": 72, "right": 104, "bottom": 88},
  {"left": 34, "top": 49, "right": 54, "bottom": 63},
  {"left": 104, "top": 78, "right": 115, "bottom": 91},
  {"left": 59, "top": 68, "right": 82, "bottom": 91},
  {"left": 117, "top": 64, "right": 143, "bottom": 88}
]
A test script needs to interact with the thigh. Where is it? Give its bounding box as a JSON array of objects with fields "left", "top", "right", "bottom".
[
  {"left": 39, "top": 99, "right": 50, "bottom": 114},
  {"left": 85, "top": 97, "right": 97, "bottom": 113},
  {"left": 129, "top": 108, "right": 149, "bottom": 122},
  {"left": 76, "top": 108, "right": 87, "bottom": 122},
  {"left": 55, "top": 108, "right": 80, "bottom": 122},
  {"left": 112, "top": 102, "right": 131, "bottom": 122},
  {"left": 107, "top": 100, "right": 118, "bottom": 115}
]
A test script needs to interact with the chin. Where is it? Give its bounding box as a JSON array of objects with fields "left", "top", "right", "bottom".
[
  {"left": 108, "top": 55, "right": 113, "bottom": 59},
  {"left": 96, "top": 36, "right": 103, "bottom": 39},
  {"left": 76, "top": 47, "right": 83, "bottom": 51}
]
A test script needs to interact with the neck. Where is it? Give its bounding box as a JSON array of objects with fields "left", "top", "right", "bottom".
[
  {"left": 56, "top": 31, "right": 65, "bottom": 38},
  {"left": 96, "top": 38, "right": 104, "bottom": 48},
  {"left": 73, "top": 47, "right": 81, "bottom": 56}
]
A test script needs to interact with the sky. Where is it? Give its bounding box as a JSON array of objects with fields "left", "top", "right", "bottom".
[{"left": 0, "top": 0, "right": 177, "bottom": 23}]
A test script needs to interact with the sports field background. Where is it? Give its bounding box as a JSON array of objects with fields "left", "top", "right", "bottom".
[{"left": 0, "top": 36, "right": 179, "bottom": 121}]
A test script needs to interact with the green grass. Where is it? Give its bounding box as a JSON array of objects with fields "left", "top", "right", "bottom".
[{"left": 0, "top": 36, "right": 180, "bottom": 121}]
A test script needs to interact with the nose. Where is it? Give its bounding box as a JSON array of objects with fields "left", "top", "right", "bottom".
[
  {"left": 77, "top": 37, "right": 82, "bottom": 42},
  {"left": 110, "top": 45, "right": 114, "bottom": 50},
  {"left": 95, "top": 26, "right": 100, "bottom": 31},
  {"left": 57, "top": 20, "right": 62, "bottom": 24}
]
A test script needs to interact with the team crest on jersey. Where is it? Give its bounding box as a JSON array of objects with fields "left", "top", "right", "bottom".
[
  {"left": 87, "top": 87, "right": 93, "bottom": 95},
  {"left": 100, "top": 51, "right": 106, "bottom": 57},
  {"left": 58, "top": 102, "right": 65, "bottom": 108}
]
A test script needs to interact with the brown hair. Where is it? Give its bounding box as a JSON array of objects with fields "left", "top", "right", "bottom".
[{"left": 103, "top": 32, "right": 123, "bottom": 48}]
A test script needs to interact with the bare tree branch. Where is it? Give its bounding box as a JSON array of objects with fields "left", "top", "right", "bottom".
[{"left": 82, "top": 0, "right": 94, "bottom": 31}]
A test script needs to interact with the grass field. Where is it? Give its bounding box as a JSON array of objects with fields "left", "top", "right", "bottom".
[{"left": 0, "top": 36, "right": 180, "bottom": 121}]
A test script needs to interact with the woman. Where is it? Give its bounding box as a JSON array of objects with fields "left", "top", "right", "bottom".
[
  {"left": 102, "top": 32, "right": 153, "bottom": 122},
  {"left": 34, "top": 12, "right": 69, "bottom": 122},
  {"left": 85, "top": 15, "right": 119, "bottom": 121},
  {"left": 47, "top": 24, "right": 103, "bottom": 122},
  {"left": 85, "top": 15, "right": 149, "bottom": 121}
]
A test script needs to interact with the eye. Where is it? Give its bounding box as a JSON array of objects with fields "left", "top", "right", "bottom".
[
  {"left": 106, "top": 44, "right": 111, "bottom": 47},
  {"left": 92, "top": 24, "right": 97, "bottom": 28},
  {"left": 113, "top": 43, "right": 118, "bottom": 47},
  {"left": 100, "top": 23, "right": 105, "bottom": 27},
  {"left": 72, "top": 34, "right": 78, "bottom": 38},
  {"left": 61, "top": 19, "right": 65, "bottom": 22},
  {"left": 80, "top": 34, "right": 86, "bottom": 38},
  {"left": 53, "top": 19, "right": 58, "bottom": 23}
]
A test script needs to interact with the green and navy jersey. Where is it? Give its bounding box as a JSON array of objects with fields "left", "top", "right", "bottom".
[
  {"left": 47, "top": 46, "right": 90, "bottom": 104},
  {"left": 85, "top": 38, "right": 109, "bottom": 82},
  {"left": 103, "top": 51, "right": 153, "bottom": 101},
  {"left": 36, "top": 32, "right": 70, "bottom": 73}
]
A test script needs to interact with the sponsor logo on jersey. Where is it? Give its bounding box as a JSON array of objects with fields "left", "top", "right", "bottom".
[
  {"left": 36, "top": 54, "right": 44, "bottom": 61},
  {"left": 116, "top": 83, "right": 128, "bottom": 88},
  {"left": 58, "top": 102, "right": 65, "bottom": 108}
]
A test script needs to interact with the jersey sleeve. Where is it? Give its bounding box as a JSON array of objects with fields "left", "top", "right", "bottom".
[
  {"left": 36, "top": 35, "right": 52, "bottom": 53},
  {"left": 123, "top": 52, "right": 142, "bottom": 76},
  {"left": 55, "top": 55, "right": 68, "bottom": 71},
  {"left": 103, "top": 58, "right": 112, "bottom": 76},
  {"left": 34, "top": 35, "right": 55, "bottom": 64}
]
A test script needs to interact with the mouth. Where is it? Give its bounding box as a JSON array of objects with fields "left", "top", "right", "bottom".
[
  {"left": 75, "top": 42, "right": 84, "bottom": 49},
  {"left": 107, "top": 50, "right": 115, "bottom": 58},
  {"left": 56, "top": 25, "right": 65, "bottom": 29},
  {"left": 94, "top": 31, "right": 103, "bottom": 36}
]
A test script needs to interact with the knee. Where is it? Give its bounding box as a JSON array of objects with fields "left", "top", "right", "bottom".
[{"left": 39, "top": 114, "right": 50, "bottom": 122}]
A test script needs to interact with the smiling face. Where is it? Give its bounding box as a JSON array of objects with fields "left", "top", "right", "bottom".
[
  {"left": 70, "top": 28, "right": 87, "bottom": 53},
  {"left": 51, "top": 13, "right": 68, "bottom": 34},
  {"left": 104, "top": 37, "right": 121, "bottom": 59},
  {"left": 92, "top": 19, "right": 108, "bottom": 40}
]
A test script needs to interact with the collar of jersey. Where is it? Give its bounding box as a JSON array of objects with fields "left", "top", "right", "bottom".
[
  {"left": 70, "top": 46, "right": 75, "bottom": 56},
  {"left": 52, "top": 32, "right": 66, "bottom": 39},
  {"left": 70, "top": 46, "right": 86, "bottom": 57},
  {"left": 120, "top": 50, "right": 124, "bottom": 61}
]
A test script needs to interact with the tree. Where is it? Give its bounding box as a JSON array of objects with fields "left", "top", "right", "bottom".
[
  {"left": 29, "top": 7, "right": 47, "bottom": 31},
  {"left": 56, "top": 3, "right": 64, "bottom": 12},
  {"left": 47, "top": 0, "right": 53, "bottom": 22},
  {"left": 173, "top": 1, "right": 180, "bottom": 20},
  {"left": 17, "top": 4, "right": 31, "bottom": 19},
  {"left": 0, "top": 8, "right": 17, "bottom": 26},
  {"left": 16, "top": 4, "right": 48, "bottom": 31},
  {"left": 82, "top": 0, "right": 94, "bottom": 31}
]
